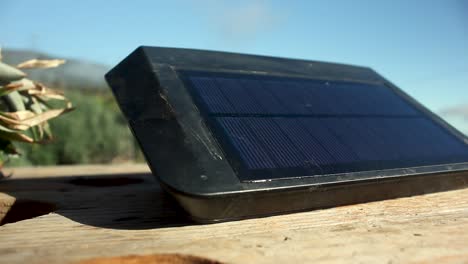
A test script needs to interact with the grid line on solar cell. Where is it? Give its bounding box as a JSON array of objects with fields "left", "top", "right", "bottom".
[
  {"left": 189, "top": 77, "right": 235, "bottom": 113},
  {"left": 299, "top": 81, "right": 340, "bottom": 114},
  {"left": 398, "top": 118, "right": 438, "bottom": 157},
  {"left": 406, "top": 118, "right": 467, "bottom": 156},
  {"left": 265, "top": 80, "right": 314, "bottom": 115},
  {"left": 215, "top": 78, "right": 267, "bottom": 114},
  {"left": 335, "top": 118, "right": 382, "bottom": 160},
  {"left": 317, "top": 83, "right": 354, "bottom": 115},
  {"left": 245, "top": 117, "right": 313, "bottom": 168},
  {"left": 370, "top": 86, "right": 418, "bottom": 115},
  {"left": 344, "top": 118, "right": 386, "bottom": 160},
  {"left": 333, "top": 83, "right": 377, "bottom": 115},
  {"left": 274, "top": 118, "right": 336, "bottom": 166},
  {"left": 382, "top": 118, "right": 427, "bottom": 159},
  {"left": 216, "top": 117, "right": 275, "bottom": 169},
  {"left": 299, "top": 118, "right": 359, "bottom": 163},
  {"left": 321, "top": 118, "right": 379, "bottom": 161},
  {"left": 360, "top": 118, "right": 402, "bottom": 160},
  {"left": 241, "top": 79, "right": 289, "bottom": 114}
]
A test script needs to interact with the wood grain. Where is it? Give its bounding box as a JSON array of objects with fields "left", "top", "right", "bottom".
[{"left": 0, "top": 165, "right": 467, "bottom": 264}]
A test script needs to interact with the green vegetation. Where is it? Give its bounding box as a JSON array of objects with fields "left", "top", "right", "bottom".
[
  {"left": 0, "top": 55, "right": 75, "bottom": 166},
  {"left": 9, "top": 90, "right": 144, "bottom": 166},
  {"left": 0, "top": 50, "right": 143, "bottom": 167}
]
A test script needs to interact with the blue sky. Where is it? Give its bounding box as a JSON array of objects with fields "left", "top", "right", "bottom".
[{"left": 1, "top": 0, "right": 467, "bottom": 134}]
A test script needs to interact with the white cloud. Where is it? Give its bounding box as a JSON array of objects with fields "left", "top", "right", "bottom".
[
  {"left": 440, "top": 103, "right": 468, "bottom": 135},
  {"left": 192, "top": 0, "right": 284, "bottom": 44},
  {"left": 441, "top": 104, "right": 468, "bottom": 121},
  {"left": 218, "top": 1, "right": 280, "bottom": 40}
]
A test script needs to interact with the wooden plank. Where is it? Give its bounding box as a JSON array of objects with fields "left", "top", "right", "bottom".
[
  {"left": 0, "top": 165, "right": 467, "bottom": 264},
  {"left": 1, "top": 164, "right": 151, "bottom": 179}
]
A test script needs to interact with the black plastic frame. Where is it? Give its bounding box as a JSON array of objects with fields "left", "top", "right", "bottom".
[{"left": 105, "top": 46, "right": 468, "bottom": 223}]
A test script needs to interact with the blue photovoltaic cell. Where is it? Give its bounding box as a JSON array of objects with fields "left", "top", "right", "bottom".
[
  {"left": 216, "top": 78, "right": 267, "bottom": 114},
  {"left": 188, "top": 77, "right": 234, "bottom": 113},
  {"left": 377, "top": 118, "right": 427, "bottom": 159},
  {"left": 332, "top": 83, "right": 380, "bottom": 115},
  {"left": 245, "top": 117, "right": 314, "bottom": 168},
  {"left": 185, "top": 72, "right": 468, "bottom": 181},
  {"left": 347, "top": 118, "right": 399, "bottom": 160},
  {"left": 264, "top": 80, "right": 315, "bottom": 115},
  {"left": 401, "top": 118, "right": 468, "bottom": 156},
  {"left": 371, "top": 86, "right": 419, "bottom": 116},
  {"left": 274, "top": 118, "right": 335, "bottom": 166},
  {"left": 216, "top": 117, "right": 275, "bottom": 170},
  {"left": 241, "top": 79, "right": 289, "bottom": 114},
  {"left": 299, "top": 118, "right": 359, "bottom": 163},
  {"left": 189, "top": 76, "right": 419, "bottom": 117},
  {"left": 362, "top": 117, "right": 412, "bottom": 160},
  {"left": 320, "top": 118, "right": 380, "bottom": 161}
]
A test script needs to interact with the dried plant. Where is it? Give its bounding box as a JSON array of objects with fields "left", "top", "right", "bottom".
[{"left": 0, "top": 48, "right": 73, "bottom": 167}]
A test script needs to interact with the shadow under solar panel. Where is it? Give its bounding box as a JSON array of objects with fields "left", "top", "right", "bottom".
[{"left": 106, "top": 46, "right": 468, "bottom": 222}]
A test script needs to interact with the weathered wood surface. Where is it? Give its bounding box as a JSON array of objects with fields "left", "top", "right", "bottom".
[{"left": 0, "top": 164, "right": 467, "bottom": 264}]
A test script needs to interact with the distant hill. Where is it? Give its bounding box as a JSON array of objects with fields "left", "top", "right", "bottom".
[{"left": 1, "top": 48, "right": 110, "bottom": 91}]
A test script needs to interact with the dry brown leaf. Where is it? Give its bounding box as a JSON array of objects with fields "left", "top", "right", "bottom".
[
  {"left": 4, "top": 83, "right": 23, "bottom": 90},
  {"left": 0, "top": 115, "right": 30, "bottom": 130},
  {"left": 25, "top": 82, "right": 66, "bottom": 99},
  {"left": 0, "top": 130, "right": 34, "bottom": 143},
  {"left": 12, "top": 133, "right": 34, "bottom": 143},
  {"left": 0, "top": 107, "right": 73, "bottom": 131},
  {"left": 17, "top": 59, "right": 66, "bottom": 69},
  {"left": 14, "top": 81, "right": 69, "bottom": 102},
  {"left": 20, "top": 108, "right": 73, "bottom": 128},
  {"left": 8, "top": 78, "right": 36, "bottom": 91},
  {"left": 28, "top": 88, "right": 64, "bottom": 96},
  {"left": 0, "top": 79, "right": 36, "bottom": 96},
  {"left": 2, "top": 110, "right": 37, "bottom": 121},
  {"left": 34, "top": 93, "right": 69, "bottom": 102},
  {"left": 40, "top": 93, "right": 68, "bottom": 100}
]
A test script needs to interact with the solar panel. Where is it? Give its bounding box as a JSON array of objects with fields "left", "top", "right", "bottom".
[
  {"left": 106, "top": 46, "right": 468, "bottom": 222},
  {"left": 183, "top": 72, "right": 468, "bottom": 181}
]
